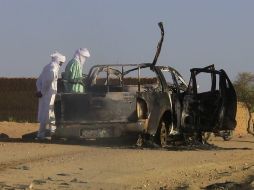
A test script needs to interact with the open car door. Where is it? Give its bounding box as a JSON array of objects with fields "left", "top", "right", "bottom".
[{"left": 181, "top": 65, "right": 237, "bottom": 133}]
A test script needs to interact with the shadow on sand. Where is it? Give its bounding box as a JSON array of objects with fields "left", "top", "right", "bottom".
[{"left": 0, "top": 131, "right": 252, "bottom": 152}]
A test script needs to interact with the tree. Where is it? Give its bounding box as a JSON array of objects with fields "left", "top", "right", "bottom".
[{"left": 233, "top": 72, "right": 254, "bottom": 135}]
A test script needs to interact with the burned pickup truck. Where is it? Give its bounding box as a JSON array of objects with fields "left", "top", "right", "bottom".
[
  {"left": 54, "top": 23, "right": 237, "bottom": 146},
  {"left": 54, "top": 63, "right": 236, "bottom": 146}
]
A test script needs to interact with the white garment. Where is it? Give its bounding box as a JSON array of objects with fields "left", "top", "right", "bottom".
[
  {"left": 77, "top": 48, "right": 90, "bottom": 58},
  {"left": 51, "top": 51, "right": 66, "bottom": 63},
  {"left": 74, "top": 48, "right": 90, "bottom": 67},
  {"left": 36, "top": 61, "right": 60, "bottom": 137}
]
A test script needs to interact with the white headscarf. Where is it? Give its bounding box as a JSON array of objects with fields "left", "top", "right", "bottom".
[
  {"left": 51, "top": 51, "right": 66, "bottom": 63},
  {"left": 74, "top": 48, "right": 90, "bottom": 67}
]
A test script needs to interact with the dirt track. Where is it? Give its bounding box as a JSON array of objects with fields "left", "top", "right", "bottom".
[{"left": 0, "top": 122, "right": 254, "bottom": 190}]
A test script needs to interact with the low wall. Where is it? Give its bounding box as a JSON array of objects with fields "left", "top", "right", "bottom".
[
  {"left": 0, "top": 78, "right": 252, "bottom": 135},
  {"left": 0, "top": 78, "right": 37, "bottom": 122}
]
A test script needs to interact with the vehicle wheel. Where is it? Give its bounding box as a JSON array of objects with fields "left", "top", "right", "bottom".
[
  {"left": 136, "top": 134, "right": 144, "bottom": 147},
  {"left": 222, "top": 130, "right": 233, "bottom": 141},
  {"left": 202, "top": 132, "right": 212, "bottom": 142},
  {"left": 156, "top": 120, "right": 168, "bottom": 148}
]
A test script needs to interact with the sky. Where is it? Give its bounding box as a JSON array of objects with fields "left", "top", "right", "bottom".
[{"left": 0, "top": 0, "right": 253, "bottom": 83}]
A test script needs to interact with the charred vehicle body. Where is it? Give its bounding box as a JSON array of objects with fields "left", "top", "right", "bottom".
[
  {"left": 54, "top": 23, "right": 237, "bottom": 146},
  {"left": 181, "top": 65, "right": 237, "bottom": 143}
]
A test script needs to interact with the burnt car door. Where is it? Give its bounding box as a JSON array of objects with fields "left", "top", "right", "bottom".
[{"left": 181, "top": 65, "right": 237, "bottom": 133}]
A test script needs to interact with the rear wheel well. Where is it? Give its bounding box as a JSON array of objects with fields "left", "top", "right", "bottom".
[{"left": 136, "top": 98, "right": 148, "bottom": 119}]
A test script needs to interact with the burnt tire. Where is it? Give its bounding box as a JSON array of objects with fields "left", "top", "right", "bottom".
[
  {"left": 155, "top": 120, "right": 168, "bottom": 148},
  {"left": 222, "top": 130, "right": 233, "bottom": 141}
]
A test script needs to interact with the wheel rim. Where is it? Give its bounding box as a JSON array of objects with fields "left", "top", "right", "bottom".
[{"left": 160, "top": 122, "right": 167, "bottom": 147}]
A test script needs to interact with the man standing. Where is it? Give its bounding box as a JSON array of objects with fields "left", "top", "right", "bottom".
[
  {"left": 36, "top": 51, "right": 66, "bottom": 139},
  {"left": 64, "top": 48, "right": 90, "bottom": 93}
]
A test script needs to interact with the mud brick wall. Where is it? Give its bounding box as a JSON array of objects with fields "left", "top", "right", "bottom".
[
  {"left": 0, "top": 78, "right": 252, "bottom": 130},
  {"left": 95, "top": 77, "right": 158, "bottom": 85},
  {"left": 0, "top": 78, "right": 38, "bottom": 122},
  {"left": 235, "top": 102, "right": 250, "bottom": 136},
  {"left": 0, "top": 77, "right": 157, "bottom": 122}
]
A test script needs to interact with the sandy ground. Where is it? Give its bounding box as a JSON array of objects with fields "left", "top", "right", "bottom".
[{"left": 0, "top": 122, "right": 254, "bottom": 190}]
